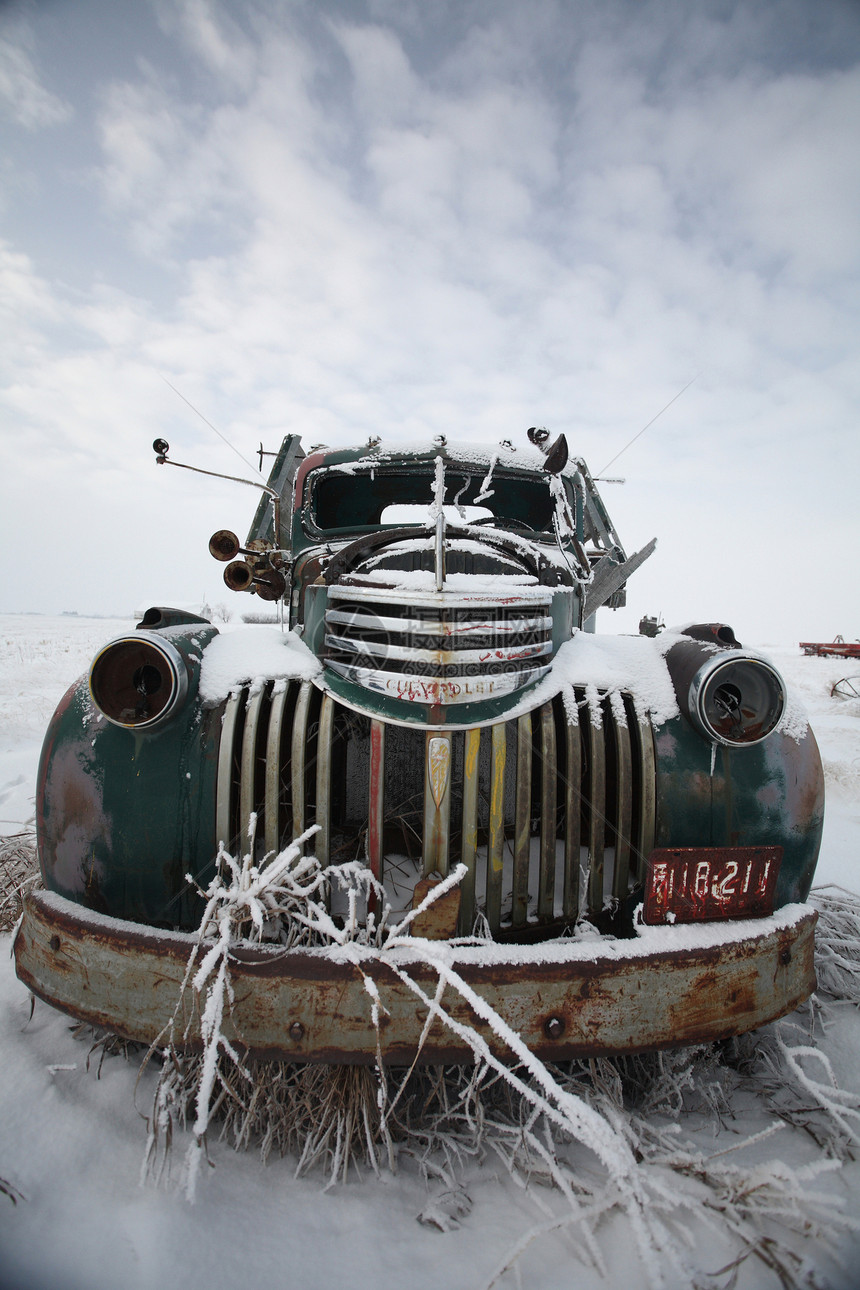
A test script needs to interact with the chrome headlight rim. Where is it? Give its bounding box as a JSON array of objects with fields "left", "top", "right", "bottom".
[
  {"left": 88, "top": 631, "right": 189, "bottom": 730},
  {"left": 688, "top": 651, "right": 786, "bottom": 747}
]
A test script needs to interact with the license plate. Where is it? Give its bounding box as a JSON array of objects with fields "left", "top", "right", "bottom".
[{"left": 643, "top": 847, "right": 782, "bottom": 925}]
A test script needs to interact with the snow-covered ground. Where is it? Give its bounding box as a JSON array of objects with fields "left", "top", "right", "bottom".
[{"left": 1, "top": 615, "right": 859, "bottom": 1290}]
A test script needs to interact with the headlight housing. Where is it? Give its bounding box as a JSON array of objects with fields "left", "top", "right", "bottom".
[
  {"left": 89, "top": 632, "right": 189, "bottom": 729},
  {"left": 688, "top": 652, "right": 785, "bottom": 746}
]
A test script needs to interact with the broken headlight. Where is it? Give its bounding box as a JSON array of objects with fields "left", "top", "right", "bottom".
[
  {"left": 688, "top": 653, "right": 785, "bottom": 746},
  {"left": 89, "top": 633, "right": 189, "bottom": 729}
]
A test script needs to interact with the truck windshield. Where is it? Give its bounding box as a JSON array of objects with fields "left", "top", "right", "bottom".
[{"left": 310, "top": 467, "right": 557, "bottom": 534}]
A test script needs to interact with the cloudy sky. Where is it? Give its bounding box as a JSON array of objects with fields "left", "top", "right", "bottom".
[{"left": 1, "top": 0, "right": 858, "bottom": 643}]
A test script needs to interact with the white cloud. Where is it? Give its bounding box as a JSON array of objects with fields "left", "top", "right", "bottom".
[
  {"left": 0, "top": 27, "right": 72, "bottom": 130},
  {"left": 333, "top": 20, "right": 427, "bottom": 128},
  {"left": 155, "top": 0, "right": 257, "bottom": 89},
  {"left": 0, "top": 0, "right": 858, "bottom": 642}
]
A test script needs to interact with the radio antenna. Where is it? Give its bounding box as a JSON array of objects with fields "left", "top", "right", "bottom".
[
  {"left": 161, "top": 376, "right": 265, "bottom": 482},
  {"left": 597, "top": 374, "right": 698, "bottom": 475}
]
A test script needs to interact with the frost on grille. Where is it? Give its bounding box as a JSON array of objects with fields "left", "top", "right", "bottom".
[{"left": 216, "top": 680, "right": 656, "bottom": 942}]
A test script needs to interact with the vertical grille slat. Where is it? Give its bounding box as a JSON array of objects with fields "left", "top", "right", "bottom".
[
  {"left": 459, "top": 728, "right": 481, "bottom": 934},
  {"left": 486, "top": 723, "right": 507, "bottom": 933},
  {"left": 586, "top": 706, "right": 607, "bottom": 918},
  {"left": 291, "top": 682, "right": 312, "bottom": 846},
  {"left": 368, "top": 720, "right": 386, "bottom": 888},
  {"left": 216, "top": 691, "right": 244, "bottom": 853},
  {"left": 240, "top": 687, "right": 266, "bottom": 845},
  {"left": 634, "top": 708, "right": 657, "bottom": 879},
  {"left": 611, "top": 714, "right": 633, "bottom": 900},
  {"left": 512, "top": 714, "right": 532, "bottom": 928},
  {"left": 538, "top": 702, "right": 557, "bottom": 922},
  {"left": 264, "top": 684, "right": 290, "bottom": 857},
  {"left": 314, "top": 694, "right": 335, "bottom": 867},
  {"left": 216, "top": 679, "right": 657, "bottom": 941},
  {"left": 563, "top": 709, "right": 581, "bottom": 921}
]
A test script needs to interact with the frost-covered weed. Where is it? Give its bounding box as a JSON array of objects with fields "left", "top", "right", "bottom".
[
  {"left": 136, "top": 844, "right": 860, "bottom": 1287},
  {"left": 809, "top": 885, "right": 860, "bottom": 1003},
  {"left": 723, "top": 886, "right": 860, "bottom": 1166},
  {"left": 141, "top": 820, "right": 470, "bottom": 1194},
  {"left": 0, "top": 828, "right": 39, "bottom": 933}
]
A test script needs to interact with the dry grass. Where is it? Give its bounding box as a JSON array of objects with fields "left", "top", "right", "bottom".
[
  {"left": 11, "top": 830, "right": 859, "bottom": 1284},
  {"left": 1, "top": 829, "right": 38, "bottom": 1207},
  {"left": 0, "top": 828, "right": 38, "bottom": 932},
  {"left": 134, "top": 865, "right": 860, "bottom": 1286},
  {"left": 143, "top": 1048, "right": 533, "bottom": 1191},
  {"left": 809, "top": 884, "right": 860, "bottom": 1003}
]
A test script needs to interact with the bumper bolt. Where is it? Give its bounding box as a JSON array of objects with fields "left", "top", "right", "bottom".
[
  {"left": 289, "top": 1021, "right": 305, "bottom": 1042},
  {"left": 779, "top": 948, "right": 791, "bottom": 966},
  {"left": 544, "top": 1015, "right": 565, "bottom": 1040}
]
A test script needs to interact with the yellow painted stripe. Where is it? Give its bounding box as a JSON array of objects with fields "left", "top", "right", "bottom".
[
  {"left": 459, "top": 728, "right": 481, "bottom": 933},
  {"left": 486, "top": 723, "right": 507, "bottom": 932}
]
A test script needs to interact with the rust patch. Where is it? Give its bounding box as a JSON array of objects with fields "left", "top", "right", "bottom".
[
  {"left": 41, "top": 740, "right": 110, "bottom": 898},
  {"left": 410, "top": 879, "right": 461, "bottom": 940},
  {"left": 14, "top": 891, "right": 818, "bottom": 1065}
]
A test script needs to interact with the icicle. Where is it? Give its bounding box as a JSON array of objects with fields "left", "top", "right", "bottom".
[
  {"left": 585, "top": 682, "right": 603, "bottom": 728},
  {"left": 452, "top": 476, "right": 470, "bottom": 520},
  {"left": 475, "top": 452, "right": 497, "bottom": 504},
  {"left": 609, "top": 689, "right": 628, "bottom": 728},
  {"left": 561, "top": 682, "right": 580, "bottom": 727}
]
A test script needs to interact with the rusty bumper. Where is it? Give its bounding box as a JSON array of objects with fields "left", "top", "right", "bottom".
[{"left": 14, "top": 890, "right": 816, "bottom": 1064}]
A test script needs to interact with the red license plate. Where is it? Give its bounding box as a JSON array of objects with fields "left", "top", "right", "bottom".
[{"left": 643, "top": 847, "right": 782, "bottom": 925}]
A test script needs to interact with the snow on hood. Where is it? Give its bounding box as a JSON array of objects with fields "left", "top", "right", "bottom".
[
  {"left": 547, "top": 631, "right": 680, "bottom": 726},
  {"left": 483, "top": 630, "right": 681, "bottom": 729},
  {"left": 198, "top": 622, "right": 678, "bottom": 726},
  {"left": 199, "top": 626, "right": 321, "bottom": 703},
  {"left": 345, "top": 569, "right": 553, "bottom": 599}
]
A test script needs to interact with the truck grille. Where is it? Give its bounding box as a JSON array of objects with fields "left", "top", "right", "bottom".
[
  {"left": 215, "top": 680, "right": 656, "bottom": 939},
  {"left": 323, "top": 583, "right": 553, "bottom": 704}
]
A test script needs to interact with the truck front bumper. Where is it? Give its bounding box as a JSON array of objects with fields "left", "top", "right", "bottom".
[{"left": 14, "top": 890, "right": 815, "bottom": 1064}]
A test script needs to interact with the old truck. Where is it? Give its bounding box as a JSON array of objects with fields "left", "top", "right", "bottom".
[{"left": 14, "top": 431, "right": 825, "bottom": 1063}]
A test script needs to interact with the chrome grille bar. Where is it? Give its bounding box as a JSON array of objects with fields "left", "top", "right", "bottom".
[
  {"left": 612, "top": 709, "right": 633, "bottom": 900},
  {"left": 326, "top": 658, "right": 552, "bottom": 706},
  {"left": 325, "top": 581, "right": 554, "bottom": 706},
  {"left": 326, "top": 608, "right": 553, "bottom": 637},
  {"left": 240, "top": 687, "right": 265, "bottom": 840},
  {"left": 328, "top": 583, "right": 552, "bottom": 609},
  {"left": 538, "top": 702, "right": 557, "bottom": 922},
  {"left": 635, "top": 709, "right": 657, "bottom": 872},
  {"left": 314, "top": 694, "right": 335, "bottom": 867},
  {"left": 586, "top": 705, "right": 607, "bottom": 915},
  {"left": 459, "top": 728, "right": 480, "bottom": 933},
  {"left": 264, "top": 683, "right": 289, "bottom": 857},
  {"left": 563, "top": 710, "right": 581, "bottom": 921},
  {"left": 512, "top": 714, "right": 531, "bottom": 928},
  {"left": 216, "top": 691, "right": 243, "bottom": 852},
  {"left": 291, "top": 682, "right": 312, "bottom": 846},
  {"left": 324, "top": 633, "right": 552, "bottom": 667}
]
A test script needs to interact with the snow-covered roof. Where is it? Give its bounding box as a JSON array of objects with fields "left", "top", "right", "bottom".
[{"left": 311, "top": 438, "right": 585, "bottom": 478}]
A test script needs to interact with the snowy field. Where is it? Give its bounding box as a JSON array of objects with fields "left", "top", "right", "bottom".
[{"left": 1, "top": 614, "right": 859, "bottom": 1290}]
